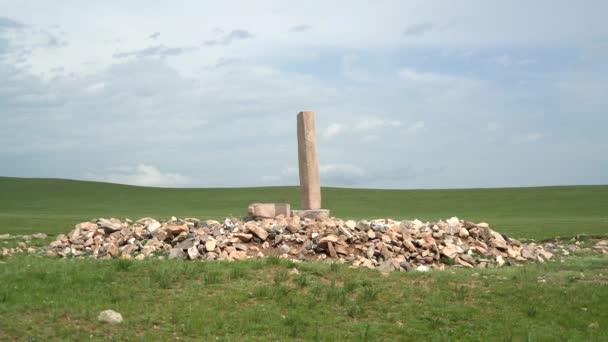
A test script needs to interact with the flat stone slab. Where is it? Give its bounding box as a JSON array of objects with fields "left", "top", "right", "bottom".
[
  {"left": 291, "top": 209, "right": 330, "bottom": 220},
  {"left": 248, "top": 203, "right": 291, "bottom": 219}
]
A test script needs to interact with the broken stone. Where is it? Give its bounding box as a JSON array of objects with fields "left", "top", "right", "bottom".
[
  {"left": 446, "top": 217, "right": 461, "bottom": 235},
  {"left": 345, "top": 220, "right": 357, "bottom": 230},
  {"left": 166, "top": 224, "right": 188, "bottom": 236},
  {"left": 98, "top": 218, "right": 122, "bottom": 232},
  {"left": 205, "top": 240, "right": 216, "bottom": 252},
  {"left": 168, "top": 248, "right": 186, "bottom": 259},
  {"left": 244, "top": 222, "right": 268, "bottom": 241},
  {"left": 187, "top": 246, "right": 199, "bottom": 260},
  {"left": 327, "top": 241, "right": 338, "bottom": 258}
]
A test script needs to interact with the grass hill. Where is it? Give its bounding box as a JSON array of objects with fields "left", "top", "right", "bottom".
[{"left": 1, "top": 176, "right": 607, "bottom": 240}]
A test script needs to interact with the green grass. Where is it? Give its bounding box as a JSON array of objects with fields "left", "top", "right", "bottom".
[
  {"left": 1, "top": 176, "right": 607, "bottom": 340},
  {"left": 0, "top": 255, "right": 606, "bottom": 341},
  {"left": 1, "top": 176, "right": 607, "bottom": 240}
]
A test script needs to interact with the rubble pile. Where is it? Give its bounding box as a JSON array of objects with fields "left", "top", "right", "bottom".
[
  {"left": 3, "top": 216, "right": 606, "bottom": 271},
  {"left": 33, "top": 215, "right": 570, "bottom": 271}
]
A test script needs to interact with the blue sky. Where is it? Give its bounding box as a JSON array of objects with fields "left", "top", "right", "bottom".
[{"left": 0, "top": 0, "right": 607, "bottom": 188}]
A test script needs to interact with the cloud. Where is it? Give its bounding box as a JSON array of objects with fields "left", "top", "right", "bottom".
[
  {"left": 2, "top": 2, "right": 608, "bottom": 189},
  {"left": 354, "top": 118, "right": 402, "bottom": 130},
  {"left": 340, "top": 54, "right": 371, "bottom": 82},
  {"left": 491, "top": 54, "right": 534, "bottom": 67},
  {"left": 403, "top": 22, "right": 434, "bottom": 36},
  {"left": 513, "top": 132, "right": 543, "bottom": 144},
  {"left": 322, "top": 118, "right": 404, "bottom": 140},
  {"left": 289, "top": 25, "right": 311, "bottom": 33},
  {"left": 149, "top": 32, "right": 160, "bottom": 40},
  {"left": 113, "top": 44, "right": 193, "bottom": 59},
  {"left": 0, "top": 38, "right": 8, "bottom": 55},
  {"left": 406, "top": 121, "right": 425, "bottom": 134},
  {"left": 398, "top": 68, "right": 454, "bottom": 84},
  {"left": 261, "top": 163, "right": 366, "bottom": 187},
  {"left": 0, "top": 17, "right": 25, "bottom": 29},
  {"left": 212, "top": 57, "right": 240, "bottom": 68},
  {"left": 322, "top": 123, "right": 345, "bottom": 139},
  {"left": 85, "top": 164, "right": 192, "bottom": 187},
  {"left": 203, "top": 29, "right": 253, "bottom": 46}
]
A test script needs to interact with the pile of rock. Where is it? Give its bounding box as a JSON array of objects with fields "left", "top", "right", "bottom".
[{"left": 39, "top": 215, "right": 569, "bottom": 271}]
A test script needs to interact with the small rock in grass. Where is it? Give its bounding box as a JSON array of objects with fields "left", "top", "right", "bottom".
[
  {"left": 98, "top": 310, "right": 123, "bottom": 324},
  {"left": 168, "top": 248, "right": 186, "bottom": 259},
  {"left": 416, "top": 265, "right": 430, "bottom": 272},
  {"left": 279, "top": 244, "right": 290, "bottom": 255}
]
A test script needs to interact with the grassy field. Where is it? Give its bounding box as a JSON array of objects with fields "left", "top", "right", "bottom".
[
  {"left": 1, "top": 255, "right": 607, "bottom": 340},
  {"left": 1, "top": 177, "right": 607, "bottom": 340},
  {"left": 1, "top": 177, "right": 607, "bottom": 240}
]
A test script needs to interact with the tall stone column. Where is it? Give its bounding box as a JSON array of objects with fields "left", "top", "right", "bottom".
[
  {"left": 293, "top": 111, "right": 329, "bottom": 220},
  {"left": 297, "top": 111, "right": 321, "bottom": 210}
]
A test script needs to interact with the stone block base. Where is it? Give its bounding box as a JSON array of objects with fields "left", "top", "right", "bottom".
[
  {"left": 248, "top": 203, "right": 291, "bottom": 219},
  {"left": 291, "top": 209, "right": 330, "bottom": 220}
]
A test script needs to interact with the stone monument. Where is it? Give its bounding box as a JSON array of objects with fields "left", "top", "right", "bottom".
[{"left": 292, "top": 111, "right": 330, "bottom": 220}]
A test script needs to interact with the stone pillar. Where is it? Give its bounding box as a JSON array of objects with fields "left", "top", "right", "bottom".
[{"left": 297, "top": 111, "right": 321, "bottom": 210}]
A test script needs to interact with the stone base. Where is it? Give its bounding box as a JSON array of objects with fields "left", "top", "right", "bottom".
[
  {"left": 291, "top": 209, "right": 330, "bottom": 220},
  {"left": 248, "top": 203, "right": 291, "bottom": 219}
]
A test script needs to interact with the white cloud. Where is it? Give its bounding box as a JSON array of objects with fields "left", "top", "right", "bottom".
[
  {"left": 398, "top": 68, "right": 456, "bottom": 84},
  {"left": 322, "top": 117, "right": 403, "bottom": 140},
  {"left": 86, "top": 164, "right": 192, "bottom": 187},
  {"left": 406, "top": 121, "right": 425, "bottom": 134},
  {"left": 260, "top": 163, "right": 366, "bottom": 186},
  {"left": 323, "top": 123, "right": 345, "bottom": 139},
  {"left": 354, "top": 118, "right": 402, "bottom": 130}
]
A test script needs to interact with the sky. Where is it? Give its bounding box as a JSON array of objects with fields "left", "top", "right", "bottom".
[{"left": 0, "top": 0, "right": 607, "bottom": 189}]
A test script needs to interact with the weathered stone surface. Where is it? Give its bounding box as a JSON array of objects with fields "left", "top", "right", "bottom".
[
  {"left": 234, "top": 233, "right": 253, "bottom": 242},
  {"left": 205, "top": 240, "right": 216, "bottom": 252},
  {"left": 187, "top": 246, "right": 199, "bottom": 260},
  {"left": 297, "top": 111, "right": 321, "bottom": 210},
  {"left": 286, "top": 216, "right": 301, "bottom": 233},
  {"left": 32, "top": 233, "right": 48, "bottom": 239},
  {"left": 291, "top": 209, "right": 330, "bottom": 220},
  {"left": 98, "top": 218, "right": 122, "bottom": 232},
  {"left": 98, "top": 310, "right": 123, "bottom": 324},
  {"left": 244, "top": 222, "right": 268, "bottom": 241},
  {"left": 248, "top": 203, "right": 291, "bottom": 219},
  {"left": 169, "top": 248, "right": 186, "bottom": 259},
  {"left": 279, "top": 244, "right": 291, "bottom": 255},
  {"left": 441, "top": 244, "right": 460, "bottom": 259},
  {"left": 416, "top": 265, "right": 430, "bottom": 272},
  {"left": 137, "top": 218, "right": 161, "bottom": 232},
  {"left": 446, "top": 217, "right": 461, "bottom": 235},
  {"left": 345, "top": 220, "right": 357, "bottom": 230},
  {"left": 327, "top": 241, "right": 338, "bottom": 258}
]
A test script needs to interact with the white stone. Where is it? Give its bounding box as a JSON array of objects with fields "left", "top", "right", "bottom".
[
  {"left": 98, "top": 310, "right": 123, "bottom": 324},
  {"left": 416, "top": 265, "right": 430, "bottom": 272}
]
